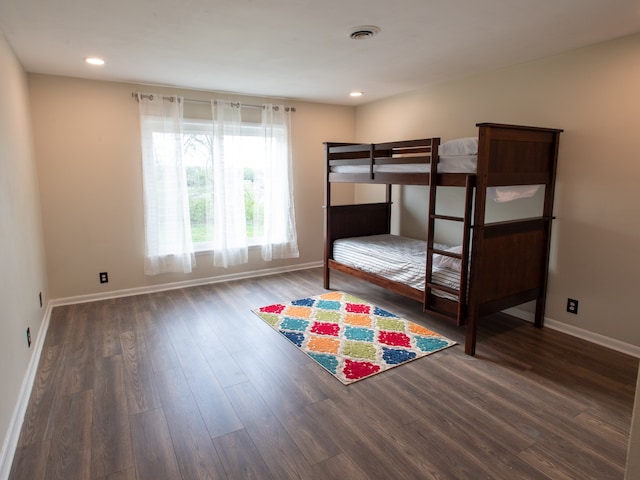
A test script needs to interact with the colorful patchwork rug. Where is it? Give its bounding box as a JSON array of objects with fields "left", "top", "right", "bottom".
[{"left": 252, "top": 291, "right": 456, "bottom": 385}]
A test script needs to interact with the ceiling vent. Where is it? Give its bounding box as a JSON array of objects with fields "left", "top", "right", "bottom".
[{"left": 348, "top": 25, "right": 381, "bottom": 40}]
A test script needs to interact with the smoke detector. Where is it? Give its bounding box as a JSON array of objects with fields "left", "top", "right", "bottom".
[{"left": 347, "top": 25, "right": 381, "bottom": 40}]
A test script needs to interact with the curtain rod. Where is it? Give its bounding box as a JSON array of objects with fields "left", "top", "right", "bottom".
[{"left": 131, "top": 92, "right": 296, "bottom": 112}]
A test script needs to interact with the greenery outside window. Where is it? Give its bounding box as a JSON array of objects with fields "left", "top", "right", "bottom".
[{"left": 182, "top": 120, "right": 272, "bottom": 251}]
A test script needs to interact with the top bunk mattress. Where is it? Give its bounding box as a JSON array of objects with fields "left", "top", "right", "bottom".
[
  {"left": 328, "top": 136, "right": 541, "bottom": 202},
  {"left": 330, "top": 155, "right": 477, "bottom": 174},
  {"left": 330, "top": 137, "right": 478, "bottom": 174}
]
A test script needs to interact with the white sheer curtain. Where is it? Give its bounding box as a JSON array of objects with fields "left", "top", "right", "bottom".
[
  {"left": 138, "top": 94, "right": 195, "bottom": 275},
  {"left": 138, "top": 94, "right": 298, "bottom": 272},
  {"left": 207, "top": 101, "right": 299, "bottom": 267},
  {"left": 210, "top": 100, "right": 248, "bottom": 267},
  {"left": 260, "top": 105, "right": 299, "bottom": 261}
]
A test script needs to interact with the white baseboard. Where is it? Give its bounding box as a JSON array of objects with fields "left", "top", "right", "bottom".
[
  {"left": 505, "top": 307, "right": 640, "bottom": 358},
  {"left": 0, "top": 302, "right": 52, "bottom": 480},
  {"left": 51, "top": 261, "right": 323, "bottom": 307}
]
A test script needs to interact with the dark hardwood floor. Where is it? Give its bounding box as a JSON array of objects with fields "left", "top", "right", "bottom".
[{"left": 9, "top": 268, "right": 639, "bottom": 479}]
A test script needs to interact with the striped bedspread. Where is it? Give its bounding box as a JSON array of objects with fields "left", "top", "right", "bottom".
[{"left": 332, "top": 234, "right": 460, "bottom": 301}]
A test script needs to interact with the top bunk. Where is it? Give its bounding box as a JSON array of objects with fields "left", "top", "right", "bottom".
[{"left": 325, "top": 123, "right": 563, "bottom": 189}]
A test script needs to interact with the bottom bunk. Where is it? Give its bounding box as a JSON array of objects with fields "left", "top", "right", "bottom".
[
  {"left": 323, "top": 203, "right": 554, "bottom": 356},
  {"left": 332, "top": 233, "right": 462, "bottom": 306},
  {"left": 327, "top": 232, "right": 466, "bottom": 321}
]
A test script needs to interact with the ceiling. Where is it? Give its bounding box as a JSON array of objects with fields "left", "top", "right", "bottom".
[{"left": 1, "top": 0, "right": 639, "bottom": 105}]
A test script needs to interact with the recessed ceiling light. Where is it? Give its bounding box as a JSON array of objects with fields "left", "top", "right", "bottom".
[
  {"left": 84, "top": 57, "right": 105, "bottom": 66},
  {"left": 350, "top": 91, "right": 363, "bottom": 97},
  {"left": 347, "top": 25, "right": 381, "bottom": 40}
]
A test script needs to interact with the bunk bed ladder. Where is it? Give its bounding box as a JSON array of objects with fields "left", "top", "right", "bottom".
[{"left": 425, "top": 171, "right": 475, "bottom": 325}]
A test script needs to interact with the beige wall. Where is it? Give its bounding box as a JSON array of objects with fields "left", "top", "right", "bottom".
[
  {"left": 354, "top": 33, "right": 640, "bottom": 348},
  {"left": 28, "top": 75, "right": 356, "bottom": 299},
  {"left": 0, "top": 34, "right": 49, "bottom": 465}
]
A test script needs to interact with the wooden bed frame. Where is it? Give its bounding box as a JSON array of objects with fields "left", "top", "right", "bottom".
[{"left": 323, "top": 123, "right": 562, "bottom": 355}]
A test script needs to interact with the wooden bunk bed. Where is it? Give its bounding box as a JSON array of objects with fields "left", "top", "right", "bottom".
[{"left": 323, "top": 123, "right": 562, "bottom": 355}]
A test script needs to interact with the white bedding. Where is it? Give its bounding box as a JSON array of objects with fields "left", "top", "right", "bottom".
[
  {"left": 330, "top": 154, "right": 477, "bottom": 174},
  {"left": 330, "top": 136, "right": 541, "bottom": 202},
  {"left": 440, "top": 137, "right": 478, "bottom": 156},
  {"left": 332, "top": 234, "right": 461, "bottom": 301}
]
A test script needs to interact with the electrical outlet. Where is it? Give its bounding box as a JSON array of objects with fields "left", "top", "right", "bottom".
[
  {"left": 26, "top": 328, "right": 31, "bottom": 347},
  {"left": 567, "top": 298, "right": 579, "bottom": 314},
  {"left": 99, "top": 272, "right": 109, "bottom": 284}
]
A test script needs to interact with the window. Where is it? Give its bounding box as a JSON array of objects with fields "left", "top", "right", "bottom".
[
  {"left": 183, "top": 120, "right": 273, "bottom": 251},
  {"left": 138, "top": 95, "right": 298, "bottom": 275}
]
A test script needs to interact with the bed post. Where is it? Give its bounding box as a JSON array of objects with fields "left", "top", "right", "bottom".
[
  {"left": 465, "top": 126, "right": 490, "bottom": 356},
  {"left": 323, "top": 142, "right": 331, "bottom": 290},
  {"left": 534, "top": 129, "right": 562, "bottom": 328}
]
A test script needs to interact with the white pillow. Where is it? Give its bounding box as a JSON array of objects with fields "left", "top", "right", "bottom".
[
  {"left": 433, "top": 245, "right": 462, "bottom": 272},
  {"left": 439, "top": 137, "right": 478, "bottom": 156}
]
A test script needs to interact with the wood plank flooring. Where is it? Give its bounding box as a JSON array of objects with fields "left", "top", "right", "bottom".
[{"left": 9, "top": 268, "right": 639, "bottom": 479}]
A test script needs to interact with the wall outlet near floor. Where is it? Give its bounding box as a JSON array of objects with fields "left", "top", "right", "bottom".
[
  {"left": 99, "top": 272, "right": 109, "bottom": 284},
  {"left": 26, "top": 328, "right": 31, "bottom": 347},
  {"left": 567, "top": 298, "right": 579, "bottom": 314}
]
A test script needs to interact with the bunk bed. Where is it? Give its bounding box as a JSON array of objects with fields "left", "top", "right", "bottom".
[{"left": 323, "top": 123, "right": 562, "bottom": 355}]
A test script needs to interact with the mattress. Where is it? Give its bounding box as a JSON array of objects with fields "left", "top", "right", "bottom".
[
  {"left": 330, "top": 155, "right": 540, "bottom": 203},
  {"left": 332, "top": 234, "right": 461, "bottom": 301},
  {"left": 330, "top": 137, "right": 478, "bottom": 174},
  {"left": 330, "top": 154, "right": 477, "bottom": 174},
  {"left": 330, "top": 135, "right": 540, "bottom": 202}
]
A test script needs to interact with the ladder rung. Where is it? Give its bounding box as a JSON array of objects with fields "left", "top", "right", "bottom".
[
  {"left": 426, "top": 283, "right": 460, "bottom": 296},
  {"left": 429, "top": 248, "right": 462, "bottom": 259},
  {"left": 430, "top": 214, "right": 464, "bottom": 222}
]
